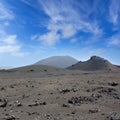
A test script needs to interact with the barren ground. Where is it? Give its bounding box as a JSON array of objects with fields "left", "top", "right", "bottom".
[{"left": 0, "top": 67, "right": 120, "bottom": 120}]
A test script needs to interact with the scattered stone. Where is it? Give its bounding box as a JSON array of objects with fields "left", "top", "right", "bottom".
[
  {"left": 89, "top": 108, "right": 100, "bottom": 113},
  {"left": 60, "top": 88, "right": 78, "bottom": 94},
  {"left": 68, "top": 95, "right": 98, "bottom": 105},
  {"left": 56, "top": 96, "right": 60, "bottom": 99},
  {"left": 107, "top": 112, "right": 120, "bottom": 120},
  {"left": 91, "top": 87, "right": 120, "bottom": 99},
  {"left": 0, "top": 87, "right": 6, "bottom": 91},
  {"left": 9, "top": 85, "right": 14, "bottom": 88},
  {"left": 62, "top": 104, "right": 69, "bottom": 107},
  {"left": 50, "top": 92, "right": 53, "bottom": 95},
  {"left": 15, "top": 101, "right": 22, "bottom": 107},
  {"left": 27, "top": 112, "right": 39, "bottom": 116},
  {"left": 38, "top": 93, "right": 41, "bottom": 95},
  {"left": 101, "top": 113, "right": 105, "bottom": 116},
  {"left": 44, "top": 114, "right": 51, "bottom": 119},
  {"left": 0, "top": 99, "right": 7, "bottom": 107},
  {"left": 86, "top": 89, "right": 90, "bottom": 92},
  {"left": 22, "top": 94, "right": 26, "bottom": 99},
  {"left": 40, "top": 102, "right": 46, "bottom": 105},
  {"left": 60, "top": 88, "right": 71, "bottom": 93},
  {"left": 28, "top": 101, "right": 39, "bottom": 107},
  {"left": 91, "top": 93, "right": 103, "bottom": 98},
  {"left": 44, "top": 113, "right": 50, "bottom": 117},
  {"left": 83, "top": 73, "right": 89, "bottom": 75},
  {"left": 91, "top": 87, "right": 116, "bottom": 93},
  {"left": 108, "top": 82, "right": 118, "bottom": 87},
  {"left": 25, "top": 85, "right": 28, "bottom": 87},
  {"left": 71, "top": 110, "right": 76, "bottom": 114},
  {"left": 4, "top": 115, "right": 17, "bottom": 120},
  {"left": 28, "top": 101, "right": 46, "bottom": 107}
]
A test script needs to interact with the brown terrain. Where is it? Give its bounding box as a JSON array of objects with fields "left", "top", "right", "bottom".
[{"left": 0, "top": 56, "right": 120, "bottom": 120}]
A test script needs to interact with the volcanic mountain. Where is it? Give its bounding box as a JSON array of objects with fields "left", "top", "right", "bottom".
[
  {"left": 35, "top": 56, "right": 78, "bottom": 68},
  {"left": 68, "top": 56, "right": 118, "bottom": 71}
]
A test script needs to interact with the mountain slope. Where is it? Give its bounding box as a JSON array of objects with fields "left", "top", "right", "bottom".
[
  {"left": 68, "top": 56, "right": 118, "bottom": 71},
  {"left": 35, "top": 56, "right": 78, "bottom": 68}
]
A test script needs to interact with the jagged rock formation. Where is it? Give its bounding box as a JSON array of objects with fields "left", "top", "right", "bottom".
[{"left": 68, "top": 56, "right": 118, "bottom": 71}]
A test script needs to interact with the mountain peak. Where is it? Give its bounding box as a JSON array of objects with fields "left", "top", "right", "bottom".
[
  {"left": 90, "top": 56, "right": 104, "bottom": 60},
  {"left": 68, "top": 56, "right": 118, "bottom": 71},
  {"left": 35, "top": 56, "right": 78, "bottom": 68}
]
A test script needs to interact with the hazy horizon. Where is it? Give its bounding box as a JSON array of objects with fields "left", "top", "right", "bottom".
[
  {"left": 0, "top": 55, "right": 120, "bottom": 68},
  {"left": 0, "top": 0, "right": 120, "bottom": 67}
]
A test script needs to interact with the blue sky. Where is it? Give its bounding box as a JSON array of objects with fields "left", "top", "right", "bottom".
[{"left": 0, "top": 0, "right": 120, "bottom": 67}]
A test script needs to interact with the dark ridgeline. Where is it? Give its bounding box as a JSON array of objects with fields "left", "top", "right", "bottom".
[{"left": 68, "top": 56, "right": 119, "bottom": 71}]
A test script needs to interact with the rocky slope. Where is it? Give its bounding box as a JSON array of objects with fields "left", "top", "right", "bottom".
[{"left": 68, "top": 56, "right": 118, "bottom": 71}]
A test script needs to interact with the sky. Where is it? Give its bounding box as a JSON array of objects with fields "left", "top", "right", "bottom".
[{"left": 0, "top": 0, "right": 120, "bottom": 67}]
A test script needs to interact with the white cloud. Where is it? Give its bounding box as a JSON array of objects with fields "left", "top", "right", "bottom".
[
  {"left": 0, "top": 2, "right": 14, "bottom": 36},
  {"left": 0, "top": 35, "right": 27, "bottom": 57},
  {"left": 0, "top": 3, "right": 14, "bottom": 20},
  {"left": 47, "top": 23, "right": 77, "bottom": 39},
  {"left": 37, "top": 0, "right": 102, "bottom": 46},
  {"left": 70, "top": 38, "right": 77, "bottom": 43},
  {"left": 21, "top": 0, "right": 39, "bottom": 9},
  {"left": 0, "top": 29, "right": 6, "bottom": 36},
  {"left": 3, "top": 21, "right": 10, "bottom": 26},
  {"left": 110, "top": 39, "right": 120, "bottom": 45},
  {"left": 31, "top": 34, "right": 39, "bottom": 41},
  {"left": 39, "top": 31, "right": 60, "bottom": 46},
  {"left": 90, "top": 48, "right": 106, "bottom": 55},
  {"left": 0, "top": 45, "right": 20, "bottom": 53},
  {"left": 0, "top": 2, "right": 26, "bottom": 57},
  {"left": 0, "top": 2, "right": 28, "bottom": 57},
  {"left": 21, "top": 0, "right": 31, "bottom": 6},
  {"left": 3, "top": 35, "right": 17, "bottom": 45},
  {"left": 109, "top": 35, "right": 120, "bottom": 47},
  {"left": 109, "top": 0, "right": 120, "bottom": 25},
  {"left": 61, "top": 24, "right": 76, "bottom": 38}
]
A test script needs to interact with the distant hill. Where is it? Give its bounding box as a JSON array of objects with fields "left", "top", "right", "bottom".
[
  {"left": 35, "top": 56, "right": 78, "bottom": 68},
  {"left": 68, "top": 56, "right": 118, "bottom": 71},
  {"left": 116, "top": 65, "right": 120, "bottom": 68},
  {"left": 0, "top": 67, "right": 12, "bottom": 70},
  {"left": 0, "top": 65, "right": 70, "bottom": 76},
  {"left": 10, "top": 65, "right": 64, "bottom": 72}
]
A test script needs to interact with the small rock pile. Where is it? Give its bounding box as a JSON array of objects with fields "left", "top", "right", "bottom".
[
  {"left": 68, "top": 95, "right": 98, "bottom": 105},
  {"left": 0, "top": 98, "right": 7, "bottom": 107},
  {"left": 89, "top": 108, "right": 100, "bottom": 113},
  {"left": 90, "top": 87, "right": 120, "bottom": 99},
  {"left": 107, "top": 112, "right": 120, "bottom": 120},
  {"left": 59, "top": 88, "right": 78, "bottom": 94},
  {"left": 108, "top": 82, "right": 118, "bottom": 87},
  {"left": 28, "top": 101, "right": 46, "bottom": 107},
  {"left": 4, "top": 115, "right": 18, "bottom": 120}
]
